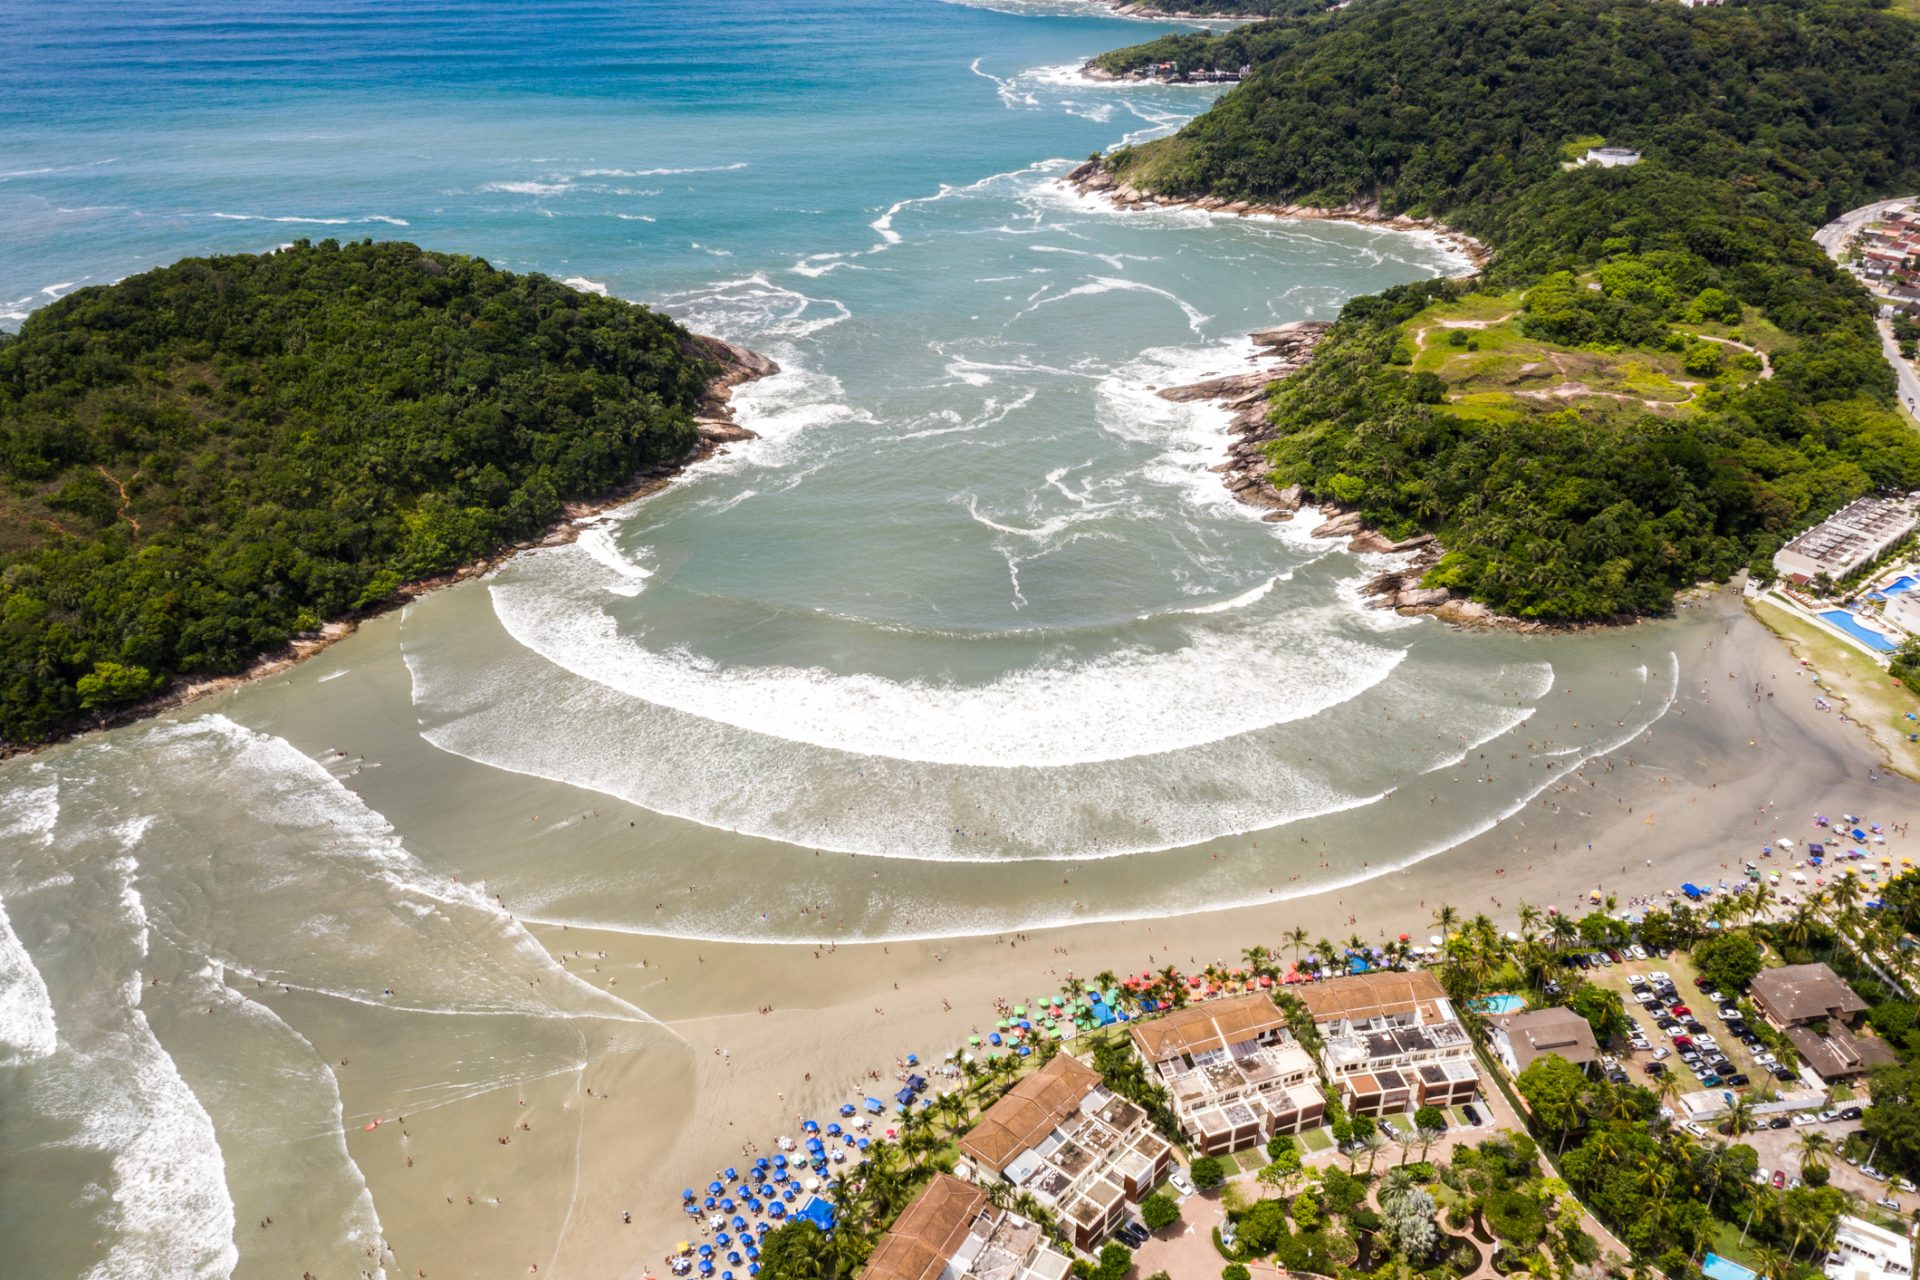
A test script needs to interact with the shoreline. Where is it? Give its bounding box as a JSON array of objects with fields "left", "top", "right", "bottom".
[
  {"left": 0, "top": 333, "right": 776, "bottom": 761},
  {"left": 1069, "top": 159, "right": 1534, "bottom": 629}
]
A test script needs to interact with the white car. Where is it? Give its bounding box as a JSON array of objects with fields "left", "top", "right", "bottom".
[
  {"left": 1651, "top": 971, "right": 1672, "bottom": 983},
  {"left": 1169, "top": 1170, "right": 1197, "bottom": 1198},
  {"left": 1819, "top": 1109, "right": 1840, "bottom": 1122},
  {"left": 1863, "top": 1166, "right": 1889, "bottom": 1182},
  {"left": 1653, "top": 1047, "right": 1672, "bottom": 1061},
  {"left": 1793, "top": 1114, "right": 1817, "bottom": 1126},
  {"left": 1632, "top": 945, "right": 1649, "bottom": 960},
  {"left": 1878, "top": 1197, "right": 1902, "bottom": 1212},
  {"left": 1897, "top": 1178, "right": 1917, "bottom": 1193},
  {"left": 1755, "top": 1168, "right": 1771, "bottom": 1185}
]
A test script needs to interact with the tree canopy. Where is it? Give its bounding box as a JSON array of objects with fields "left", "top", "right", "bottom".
[
  {"left": 0, "top": 239, "right": 716, "bottom": 742},
  {"left": 1102, "top": 0, "right": 1920, "bottom": 620}
]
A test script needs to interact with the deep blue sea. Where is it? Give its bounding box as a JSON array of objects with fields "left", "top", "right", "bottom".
[{"left": 0, "top": 4, "right": 1694, "bottom": 1277}]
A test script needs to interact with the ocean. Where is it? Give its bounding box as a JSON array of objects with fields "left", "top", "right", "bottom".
[{"left": 0, "top": 1, "right": 1692, "bottom": 1274}]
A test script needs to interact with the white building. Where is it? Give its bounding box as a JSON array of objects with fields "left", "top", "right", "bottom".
[
  {"left": 1296, "top": 971, "right": 1481, "bottom": 1117},
  {"left": 1825, "top": 1214, "right": 1914, "bottom": 1280},
  {"left": 1774, "top": 497, "right": 1919, "bottom": 584},
  {"left": 1583, "top": 146, "right": 1642, "bottom": 167},
  {"left": 1129, "top": 993, "right": 1326, "bottom": 1155},
  {"left": 860, "top": 1174, "right": 1074, "bottom": 1280}
]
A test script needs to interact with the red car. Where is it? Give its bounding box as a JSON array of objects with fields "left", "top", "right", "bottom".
[
  {"left": 1695, "top": 977, "right": 1713, "bottom": 989},
  {"left": 1771, "top": 1170, "right": 1786, "bottom": 1189},
  {"left": 1671, "top": 1005, "right": 1692, "bottom": 1018}
]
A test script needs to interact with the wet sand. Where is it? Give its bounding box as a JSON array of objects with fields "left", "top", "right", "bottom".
[{"left": 285, "top": 585, "right": 1920, "bottom": 1279}]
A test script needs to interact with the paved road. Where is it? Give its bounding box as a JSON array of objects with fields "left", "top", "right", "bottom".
[{"left": 1814, "top": 197, "right": 1920, "bottom": 423}]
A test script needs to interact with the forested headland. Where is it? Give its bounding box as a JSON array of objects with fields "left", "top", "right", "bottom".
[
  {"left": 0, "top": 240, "right": 737, "bottom": 744},
  {"left": 1097, "top": 0, "right": 1920, "bottom": 620}
]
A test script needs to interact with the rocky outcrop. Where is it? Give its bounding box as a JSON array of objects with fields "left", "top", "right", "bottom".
[{"left": 1064, "top": 159, "right": 1492, "bottom": 277}]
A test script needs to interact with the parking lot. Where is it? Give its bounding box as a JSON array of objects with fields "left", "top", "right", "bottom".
[{"left": 1570, "top": 947, "right": 1916, "bottom": 1220}]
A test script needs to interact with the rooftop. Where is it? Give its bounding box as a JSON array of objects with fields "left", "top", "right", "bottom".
[
  {"left": 1494, "top": 1006, "right": 1600, "bottom": 1073},
  {"left": 959, "top": 1053, "right": 1101, "bottom": 1172},
  {"left": 861, "top": 1174, "right": 988, "bottom": 1280},
  {"left": 1129, "top": 993, "right": 1288, "bottom": 1064},
  {"left": 1750, "top": 962, "right": 1870, "bottom": 1025},
  {"left": 1296, "top": 970, "right": 1450, "bottom": 1025}
]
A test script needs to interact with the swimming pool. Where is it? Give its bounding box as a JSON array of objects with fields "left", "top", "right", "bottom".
[
  {"left": 1470, "top": 994, "right": 1527, "bottom": 1014},
  {"left": 1870, "top": 575, "right": 1917, "bottom": 601},
  {"left": 1820, "top": 610, "right": 1900, "bottom": 653}
]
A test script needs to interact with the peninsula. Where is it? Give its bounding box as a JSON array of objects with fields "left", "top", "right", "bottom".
[
  {"left": 1084, "top": 0, "right": 1920, "bottom": 623},
  {"left": 0, "top": 240, "right": 770, "bottom": 746}
]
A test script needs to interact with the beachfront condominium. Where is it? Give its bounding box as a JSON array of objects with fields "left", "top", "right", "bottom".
[
  {"left": 859, "top": 1173, "right": 1074, "bottom": 1280},
  {"left": 956, "top": 1053, "right": 1174, "bottom": 1252},
  {"left": 1747, "top": 962, "right": 1896, "bottom": 1084},
  {"left": 1127, "top": 992, "right": 1326, "bottom": 1155},
  {"left": 1486, "top": 1006, "right": 1600, "bottom": 1079},
  {"left": 1772, "top": 496, "right": 1918, "bottom": 584},
  {"left": 1824, "top": 1214, "right": 1915, "bottom": 1280},
  {"left": 1295, "top": 971, "right": 1480, "bottom": 1117}
]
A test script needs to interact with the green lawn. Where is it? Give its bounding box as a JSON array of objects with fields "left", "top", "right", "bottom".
[
  {"left": 1752, "top": 597, "right": 1920, "bottom": 783},
  {"left": 1300, "top": 1126, "right": 1335, "bottom": 1153}
]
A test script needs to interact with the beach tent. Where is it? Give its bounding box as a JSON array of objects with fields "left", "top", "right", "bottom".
[
  {"left": 863, "top": 1098, "right": 884, "bottom": 1114},
  {"left": 797, "top": 1197, "right": 836, "bottom": 1231}
]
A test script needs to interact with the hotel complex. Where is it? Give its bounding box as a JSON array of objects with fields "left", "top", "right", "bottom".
[
  {"left": 1128, "top": 993, "right": 1327, "bottom": 1155},
  {"left": 1296, "top": 972, "right": 1480, "bottom": 1115}
]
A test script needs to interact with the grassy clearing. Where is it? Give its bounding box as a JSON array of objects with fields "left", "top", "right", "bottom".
[
  {"left": 1751, "top": 597, "right": 1920, "bottom": 783},
  {"left": 1400, "top": 291, "right": 1756, "bottom": 424}
]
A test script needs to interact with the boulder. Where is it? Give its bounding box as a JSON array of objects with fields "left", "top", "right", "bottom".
[
  {"left": 1311, "top": 512, "right": 1364, "bottom": 539},
  {"left": 1395, "top": 587, "right": 1453, "bottom": 610}
]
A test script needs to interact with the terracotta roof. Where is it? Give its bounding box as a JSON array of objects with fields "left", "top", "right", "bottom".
[
  {"left": 1785, "top": 1023, "right": 1898, "bottom": 1080},
  {"left": 1749, "top": 963, "right": 1869, "bottom": 1025},
  {"left": 1295, "top": 970, "right": 1448, "bottom": 1024},
  {"left": 957, "top": 1053, "right": 1100, "bottom": 1173},
  {"left": 860, "top": 1174, "right": 988, "bottom": 1280},
  {"left": 1128, "top": 993, "right": 1288, "bottom": 1064},
  {"left": 1495, "top": 1006, "right": 1599, "bottom": 1072}
]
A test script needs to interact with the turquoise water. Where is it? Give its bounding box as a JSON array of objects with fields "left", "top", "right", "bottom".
[
  {"left": 1470, "top": 993, "right": 1527, "bottom": 1014},
  {"left": 0, "top": 2, "right": 1707, "bottom": 1275}
]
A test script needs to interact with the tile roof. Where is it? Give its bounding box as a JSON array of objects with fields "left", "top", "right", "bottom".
[
  {"left": 861, "top": 1174, "right": 988, "bottom": 1280},
  {"left": 1128, "top": 993, "right": 1287, "bottom": 1064},
  {"left": 958, "top": 1053, "right": 1100, "bottom": 1172}
]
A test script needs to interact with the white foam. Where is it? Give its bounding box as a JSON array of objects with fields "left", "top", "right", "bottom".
[
  {"left": 561, "top": 276, "right": 610, "bottom": 296},
  {"left": 479, "top": 180, "right": 571, "bottom": 196},
  {"left": 488, "top": 552, "right": 1405, "bottom": 767},
  {"left": 0, "top": 890, "right": 57, "bottom": 1065},
  {"left": 210, "top": 212, "right": 408, "bottom": 226},
  {"left": 579, "top": 162, "right": 747, "bottom": 177},
  {"left": 1014, "top": 276, "right": 1210, "bottom": 334}
]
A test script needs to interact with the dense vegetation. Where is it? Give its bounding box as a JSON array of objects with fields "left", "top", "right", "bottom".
[
  {"left": 1091, "top": 0, "right": 1331, "bottom": 74},
  {"left": 1103, "top": 0, "right": 1920, "bottom": 619},
  {"left": 1117, "top": 0, "right": 1326, "bottom": 17},
  {"left": 0, "top": 240, "right": 717, "bottom": 742}
]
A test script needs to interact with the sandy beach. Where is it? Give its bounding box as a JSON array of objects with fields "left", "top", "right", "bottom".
[{"left": 264, "top": 584, "right": 1918, "bottom": 1280}]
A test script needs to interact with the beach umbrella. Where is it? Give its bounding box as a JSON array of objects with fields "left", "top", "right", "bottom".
[
  {"left": 717, "top": 1233, "right": 731, "bottom": 1247},
  {"left": 755, "top": 1157, "right": 769, "bottom": 1169},
  {"left": 857, "top": 1137, "right": 870, "bottom": 1150},
  {"left": 725, "top": 1167, "right": 738, "bottom": 1182},
  {"left": 773, "top": 1154, "right": 787, "bottom": 1168},
  {"left": 704, "top": 1197, "right": 717, "bottom": 1210},
  {"left": 729, "top": 1253, "right": 742, "bottom": 1265},
  {"left": 709, "top": 1181, "right": 724, "bottom": 1195},
  {"left": 676, "top": 1243, "right": 692, "bottom": 1255},
  {"left": 699, "top": 1265, "right": 712, "bottom": 1278},
  {"left": 749, "top": 1247, "right": 760, "bottom": 1261},
  {"left": 1018, "top": 1045, "right": 1032, "bottom": 1057},
  {"left": 827, "top": 1123, "right": 842, "bottom": 1136},
  {"left": 839, "top": 1104, "right": 854, "bottom": 1117},
  {"left": 684, "top": 1189, "right": 696, "bottom": 1201},
  {"left": 700, "top": 1245, "right": 713, "bottom": 1257},
  {"left": 969, "top": 1035, "right": 982, "bottom": 1046},
  {"left": 721, "top": 1199, "right": 735, "bottom": 1213},
  {"left": 802, "top": 1120, "right": 818, "bottom": 1133},
  {"left": 769, "top": 1203, "right": 786, "bottom": 1218},
  {"left": 733, "top": 1216, "right": 747, "bottom": 1230}
]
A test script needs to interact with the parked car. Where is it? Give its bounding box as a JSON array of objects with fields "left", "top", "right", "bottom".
[
  {"left": 1644, "top": 1062, "right": 1669, "bottom": 1077},
  {"left": 1768, "top": 1117, "right": 1791, "bottom": 1130},
  {"left": 1462, "top": 1104, "right": 1483, "bottom": 1126},
  {"left": 1755, "top": 1167, "right": 1771, "bottom": 1185},
  {"left": 1773, "top": 1066, "right": 1796, "bottom": 1082},
  {"left": 1120, "top": 1223, "right": 1151, "bottom": 1247},
  {"left": 1877, "top": 1197, "right": 1902, "bottom": 1212},
  {"left": 1632, "top": 945, "right": 1649, "bottom": 960},
  {"left": 1863, "top": 1166, "right": 1889, "bottom": 1182},
  {"left": 1728, "top": 1074, "right": 1750, "bottom": 1086},
  {"left": 1793, "top": 1113, "right": 1817, "bottom": 1127},
  {"left": 1169, "top": 1170, "right": 1196, "bottom": 1198},
  {"left": 1841, "top": 1107, "right": 1864, "bottom": 1120},
  {"left": 1701, "top": 1074, "right": 1722, "bottom": 1087},
  {"left": 1652, "top": 1047, "right": 1671, "bottom": 1061},
  {"left": 1772, "top": 1170, "right": 1787, "bottom": 1188},
  {"left": 1695, "top": 976, "right": 1714, "bottom": 990}
]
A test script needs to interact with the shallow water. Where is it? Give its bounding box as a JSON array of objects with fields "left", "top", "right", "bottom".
[{"left": 1, "top": 0, "right": 1696, "bottom": 1273}]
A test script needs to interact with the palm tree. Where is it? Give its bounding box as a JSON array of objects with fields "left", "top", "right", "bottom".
[
  {"left": 1432, "top": 904, "right": 1460, "bottom": 939},
  {"left": 1517, "top": 901, "right": 1542, "bottom": 941},
  {"left": 1723, "top": 1095, "right": 1759, "bottom": 1139},
  {"left": 1362, "top": 1128, "right": 1389, "bottom": 1175},
  {"left": 1793, "top": 1129, "right": 1834, "bottom": 1175},
  {"left": 1283, "top": 927, "right": 1311, "bottom": 964},
  {"left": 1548, "top": 914, "right": 1578, "bottom": 952},
  {"left": 1243, "top": 945, "right": 1273, "bottom": 981},
  {"left": 1094, "top": 969, "right": 1119, "bottom": 997},
  {"left": 1751, "top": 1245, "right": 1790, "bottom": 1280}
]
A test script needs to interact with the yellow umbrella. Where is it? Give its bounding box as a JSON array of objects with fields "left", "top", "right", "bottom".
[{"left": 676, "top": 1243, "right": 691, "bottom": 1255}]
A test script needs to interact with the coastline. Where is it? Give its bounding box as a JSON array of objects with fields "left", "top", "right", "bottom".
[
  {"left": 1066, "top": 159, "right": 1527, "bottom": 629},
  {"left": 0, "top": 333, "right": 777, "bottom": 760}
]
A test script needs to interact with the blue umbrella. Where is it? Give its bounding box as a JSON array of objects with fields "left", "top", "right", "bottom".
[
  {"left": 684, "top": 1189, "right": 696, "bottom": 1201},
  {"left": 685, "top": 1203, "right": 700, "bottom": 1216},
  {"left": 717, "top": 1233, "right": 731, "bottom": 1247},
  {"left": 699, "top": 1245, "right": 713, "bottom": 1257},
  {"left": 699, "top": 1265, "right": 712, "bottom": 1278},
  {"left": 725, "top": 1167, "right": 738, "bottom": 1182},
  {"left": 839, "top": 1104, "right": 855, "bottom": 1117},
  {"left": 728, "top": 1253, "right": 742, "bottom": 1265},
  {"left": 857, "top": 1137, "right": 870, "bottom": 1150},
  {"left": 704, "top": 1197, "right": 717, "bottom": 1210},
  {"left": 802, "top": 1120, "right": 818, "bottom": 1133},
  {"left": 733, "top": 1216, "right": 746, "bottom": 1229},
  {"left": 748, "top": 1247, "right": 760, "bottom": 1261},
  {"left": 773, "top": 1155, "right": 787, "bottom": 1168},
  {"left": 751, "top": 1267, "right": 761, "bottom": 1277},
  {"left": 755, "top": 1157, "right": 769, "bottom": 1169},
  {"left": 1018, "top": 1045, "right": 1031, "bottom": 1057},
  {"left": 709, "top": 1181, "right": 724, "bottom": 1195},
  {"left": 721, "top": 1199, "right": 735, "bottom": 1213},
  {"left": 827, "top": 1123, "right": 842, "bottom": 1136},
  {"left": 906, "top": 1054, "right": 918, "bottom": 1065},
  {"left": 769, "top": 1203, "right": 786, "bottom": 1218}
]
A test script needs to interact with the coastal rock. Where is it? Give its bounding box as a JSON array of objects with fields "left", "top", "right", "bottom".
[
  {"left": 1348, "top": 529, "right": 1397, "bottom": 554},
  {"left": 1395, "top": 587, "right": 1452, "bottom": 610},
  {"left": 1433, "top": 599, "right": 1497, "bottom": 627},
  {"left": 1388, "top": 532, "right": 1437, "bottom": 552},
  {"left": 1311, "top": 512, "right": 1364, "bottom": 539},
  {"left": 1157, "top": 370, "right": 1273, "bottom": 404}
]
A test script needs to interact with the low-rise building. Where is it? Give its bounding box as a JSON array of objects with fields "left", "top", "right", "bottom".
[
  {"left": 1749, "top": 962, "right": 1870, "bottom": 1028},
  {"left": 1487, "top": 1006, "right": 1600, "bottom": 1077},
  {"left": 1296, "top": 971, "right": 1480, "bottom": 1116},
  {"left": 1128, "top": 993, "right": 1325, "bottom": 1154},
  {"left": 957, "top": 1053, "right": 1173, "bottom": 1252},
  {"left": 1825, "top": 1214, "right": 1915, "bottom": 1280},
  {"left": 861, "top": 1174, "right": 1074, "bottom": 1280},
  {"left": 1773, "top": 497, "right": 1918, "bottom": 584},
  {"left": 1583, "top": 146, "right": 1642, "bottom": 167},
  {"left": 1785, "top": 1022, "right": 1897, "bottom": 1082}
]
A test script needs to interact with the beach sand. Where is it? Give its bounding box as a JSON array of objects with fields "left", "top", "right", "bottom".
[{"left": 292, "top": 585, "right": 1920, "bottom": 1279}]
